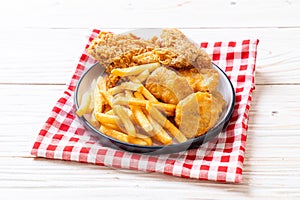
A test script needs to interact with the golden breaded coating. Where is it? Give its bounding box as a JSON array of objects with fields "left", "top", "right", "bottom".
[
  {"left": 85, "top": 29, "right": 227, "bottom": 142},
  {"left": 210, "top": 91, "right": 227, "bottom": 128},
  {"left": 175, "top": 92, "right": 212, "bottom": 138},
  {"left": 132, "top": 48, "right": 191, "bottom": 68},
  {"left": 160, "top": 28, "right": 212, "bottom": 69},
  {"left": 105, "top": 49, "right": 152, "bottom": 88},
  {"left": 179, "top": 68, "right": 220, "bottom": 93},
  {"left": 87, "top": 32, "right": 159, "bottom": 68},
  {"left": 145, "top": 67, "right": 193, "bottom": 104}
]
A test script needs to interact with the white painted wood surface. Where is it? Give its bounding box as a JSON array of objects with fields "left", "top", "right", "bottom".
[{"left": 1, "top": 0, "right": 300, "bottom": 199}]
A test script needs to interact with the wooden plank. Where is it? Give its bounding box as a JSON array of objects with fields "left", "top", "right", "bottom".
[
  {"left": 0, "top": 0, "right": 299, "bottom": 28},
  {"left": 0, "top": 156, "right": 299, "bottom": 199},
  {"left": 0, "top": 28, "right": 299, "bottom": 85}
]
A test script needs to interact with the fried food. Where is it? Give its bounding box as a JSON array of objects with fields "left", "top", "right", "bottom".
[
  {"left": 179, "top": 68, "right": 220, "bottom": 93},
  {"left": 87, "top": 32, "right": 159, "bottom": 69},
  {"left": 175, "top": 92, "right": 212, "bottom": 138},
  {"left": 160, "top": 28, "right": 212, "bottom": 69},
  {"left": 146, "top": 104, "right": 187, "bottom": 143},
  {"left": 145, "top": 67, "right": 193, "bottom": 104},
  {"left": 132, "top": 48, "right": 190, "bottom": 68},
  {"left": 210, "top": 91, "right": 227, "bottom": 127},
  {"left": 79, "top": 28, "right": 227, "bottom": 146}
]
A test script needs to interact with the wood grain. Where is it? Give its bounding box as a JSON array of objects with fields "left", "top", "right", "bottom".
[
  {"left": 0, "top": 0, "right": 299, "bottom": 28},
  {"left": 1, "top": 0, "right": 300, "bottom": 199}
]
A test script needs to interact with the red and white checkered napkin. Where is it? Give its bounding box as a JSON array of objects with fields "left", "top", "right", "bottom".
[{"left": 31, "top": 29, "right": 259, "bottom": 183}]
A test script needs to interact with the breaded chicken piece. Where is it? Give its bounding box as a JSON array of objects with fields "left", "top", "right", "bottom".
[
  {"left": 175, "top": 92, "right": 212, "bottom": 138},
  {"left": 145, "top": 67, "right": 193, "bottom": 104},
  {"left": 160, "top": 28, "right": 212, "bottom": 69},
  {"left": 87, "top": 31, "right": 159, "bottom": 68},
  {"left": 179, "top": 68, "right": 220, "bottom": 93}
]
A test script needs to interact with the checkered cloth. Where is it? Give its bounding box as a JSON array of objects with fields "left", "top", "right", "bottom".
[{"left": 31, "top": 29, "right": 259, "bottom": 183}]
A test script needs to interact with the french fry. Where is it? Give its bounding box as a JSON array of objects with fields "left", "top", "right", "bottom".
[
  {"left": 146, "top": 104, "right": 187, "bottom": 143},
  {"left": 87, "top": 79, "right": 97, "bottom": 112},
  {"left": 113, "top": 105, "right": 136, "bottom": 137},
  {"left": 99, "top": 126, "right": 129, "bottom": 143},
  {"left": 131, "top": 106, "right": 153, "bottom": 133},
  {"left": 108, "top": 82, "right": 142, "bottom": 95},
  {"left": 111, "top": 62, "right": 160, "bottom": 77},
  {"left": 76, "top": 89, "right": 92, "bottom": 117},
  {"left": 96, "top": 75, "right": 106, "bottom": 91},
  {"left": 130, "top": 98, "right": 175, "bottom": 114},
  {"left": 94, "top": 112, "right": 120, "bottom": 125},
  {"left": 126, "top": 91, "right": 153, "bottom": 133},
  {"left": 128, "top": 135, "right": 152, "bottom": 146},
  {"left": 124, "top": 90, "right": 134, "bottom": 98},
  {"left": 134, "top": 92, "right": 172, "bottom": 145},
  {"left": 112, "top": 96, "right": 175, "bottom": 116},
  {"left": 100, "top": 91, "right": 113, "bottom": 107},
  {"left": 90, "top": 110, "right": 100, "bottom": 128},
  {"left": 128, "top": 136, "right": 148, "bottom": 146},
  {"left": 147, "top": 116, "right": 172, "bottom": 145},
  {"left": 100, "top": 125, "right": 150, "bottom": 146},
  {"left": 111, "top": 96, "right": 129, "bottom": 105},
  {"left": 104, "top": 122, "right": 123, "bottom": 132},
  {"left": 94, "top": 84, "right": 104, "bottom": 114},
  {"left": 137, "top": 85, "right": 158, "bottom": 102},
  {"left": 129, "top": 69, "right": 150, "bottom": 83}
]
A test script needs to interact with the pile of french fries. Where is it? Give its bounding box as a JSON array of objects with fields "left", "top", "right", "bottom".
[{"left": 76, "top": 63, "right": 187, "bottom": 146}]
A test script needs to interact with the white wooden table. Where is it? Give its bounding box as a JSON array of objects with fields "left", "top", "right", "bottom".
[{"left": 1, "top": 0, "right": 300, "bottom": 199}]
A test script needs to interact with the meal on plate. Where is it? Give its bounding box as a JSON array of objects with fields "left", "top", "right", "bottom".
[{"left": 76, "top": 28, "right": 226, "bottom": 146}]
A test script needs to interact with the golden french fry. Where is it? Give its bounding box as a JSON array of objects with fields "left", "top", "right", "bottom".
[
  {"left": 113, "top": 105, "right": 136, "bottom": 137},
  {"left": 152, "top": 102, "right": 175, "bottom": 115},
  {"left": 76, "top": 89, "right": 92, "bottom": 117},
  {"left": 131, "top": 92, "right": 153, "bottom": 132},
  {"left": 133, "top": 91, "right": 171, "bottom": 145},
  {"left": 137, "top": 85, "right": 158, "bottom": 102},
  {"left": 94, "top": 84, "right": 104, "bottom": 114},
  {"left": 105, "top": 109, "right": 114, "bottom": 115},
  {"left": 146, "top": 104, "right": 187, "bottom": 143},
  {"left": 129, "top": 135, "right": 152, "bottom": 146},
  {"left": 94, "top": 112, "right": 120, "bottom": 125},
  {"left": 100, "top": 126, "right": 151, "bottom": 146},
  {"left": 129, "top": 69, "right": 150, "bottom": 83},
  {"left": 108, "top": 82, "right": 142, "bottom": 95},
  {"left": 140, "top": 135, "right": 152, "bottom": 146},
  {"left": 90, "top": 110, "right": 100, "bottom": 128},
  {"left": 113, "top": 96, "right": 175, "bottom": 116},
  {"left": 133, "top": 91, "right": 144, "bottom": 99},
  {"left": 111, "top": 62, "right": 160, "bottom": 77},
  {"left": 96, "top": 75, "right": 106, "bottom": 91},
  {"left": 124, "top": 90, "right": 134, "bottom": 98},
  {"left": 111, "top": 96, "right": 129, "bottom": 105},
  {"left": 128, "top": 136, "right": 148, "bottom": 146},
  {"left": 100, "top": 91, "right": 113, "bottom": 107},
  {"left": 147, "top": 116, "right": 172, "bottom": 145},
  {"left": 131, "top": 106, "right": 153, "bottom": 133},
  {"left": 129, "top": 98, "right": 175, "bottom": 112},
  {"left": 100, "top": 126, "right": 129, "bottom": 143},
  {"left": 143, "top": 99, "right": 175, "bottom": 114},
  {"left": 104, "top": 123, "right": 123, "bottom": 132},
  {"left": 87, "top": 79, "right": 97, "bottom": 112}
]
